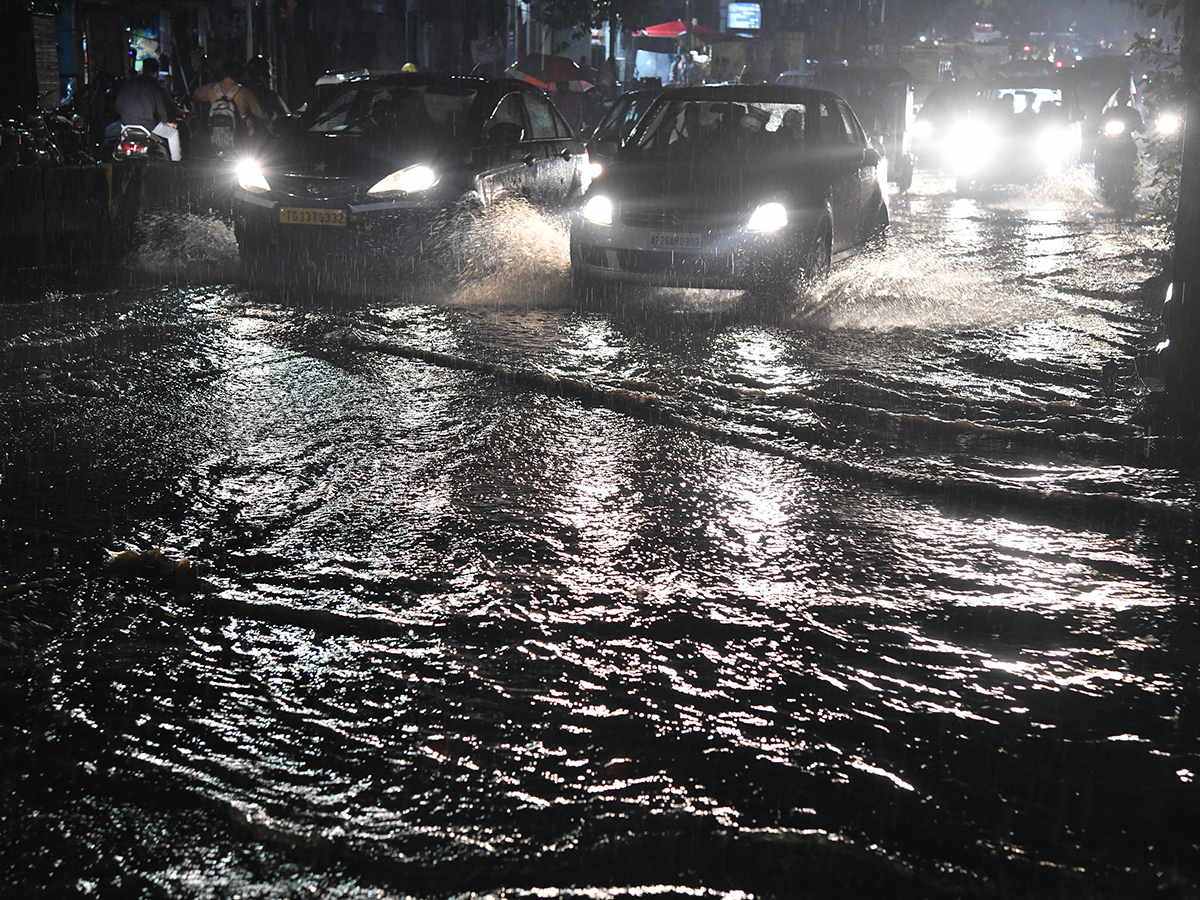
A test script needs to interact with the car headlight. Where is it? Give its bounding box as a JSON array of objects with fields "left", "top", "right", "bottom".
[
  {"left": 1037, "top": 128, "right": 1077, "bottom": 168},
  {"left": 747, "top": 201, "right": 788, "bottom": 233},
  {"left": 367, "top": 164, "right": 438, "bottom": 195},
  {"left": 911, "top": 119, "right": 934, "bottom": 141},
  {"left": 587, "top": 160, "right": 604, "bottom": 180},
  {"left": 1104, "top": 119, "right": 1128, "bottom": 137},
  {"left": 581, "top": 194, "right": 613, "bottom": 226},
  {"left": 235, "top": 159, "right": 270, "bottom": 193},
  {"left": 948, "top": 122, "right": 996, "bottom": 172}
]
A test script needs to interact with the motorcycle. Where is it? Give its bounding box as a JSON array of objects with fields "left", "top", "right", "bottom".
[
  {"left": 107, "top": 122, "right": 172, "bottom": 162},
  {"left": 1094, "top": 111, "right": 1139, "bottom": 206}
]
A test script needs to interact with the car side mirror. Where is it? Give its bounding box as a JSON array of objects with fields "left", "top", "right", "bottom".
[
  {"left": 591, "top": 135, "right": 618, "bottom": 156},
  {"left": 863, "top": 146, "right": 882, "bottom": 167},
  {"left": 486, "top": 122, "right": 525, "bottom": 145}
]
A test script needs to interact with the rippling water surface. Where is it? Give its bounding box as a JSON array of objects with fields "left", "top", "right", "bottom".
[{"left": 2, "top": 172, "right": 1198, "bottom": 899}]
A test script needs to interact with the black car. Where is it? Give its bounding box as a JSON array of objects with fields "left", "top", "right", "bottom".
[
  {"left": 570, "top": 85, "right": 888, "bottom": 298},
  {"left": 232, "top": 72, "right": 590, "bottom": 257}
]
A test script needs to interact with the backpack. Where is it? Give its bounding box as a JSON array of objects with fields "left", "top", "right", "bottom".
[{"left": 208, "top": 82, "right": 242, "bottom": 153}]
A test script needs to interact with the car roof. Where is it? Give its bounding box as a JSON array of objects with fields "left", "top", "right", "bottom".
[
  {"left": 648, "top": 84, "right": 847, "bottom": 105},
  {"left": 322, "top": 71, "right": 543, "bottom": 95}
]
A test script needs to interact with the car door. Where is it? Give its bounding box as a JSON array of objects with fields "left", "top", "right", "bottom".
[
  {"left": 476, "top": 91, "right": 536, "bottom": 205},
  {"left": 522, "top": 91, "right": 583, "bottom": 206},
  {"left": 837, "top": 99, "right": 880, "bottom": 228},
  {"left": 816, "top": 98, "right": 864, "bottom": 252}
]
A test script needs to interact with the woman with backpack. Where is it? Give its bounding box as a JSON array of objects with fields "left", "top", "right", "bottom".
[{"left": 193, "top": 60, "right": 272, "bottom": 156}]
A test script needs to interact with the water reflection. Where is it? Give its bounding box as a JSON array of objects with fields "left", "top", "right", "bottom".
[{"left": 1, "top": 167, "right": 1196, "bottom": 900}]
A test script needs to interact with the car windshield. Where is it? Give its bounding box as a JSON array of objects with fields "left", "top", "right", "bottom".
[
  {"left": 629, "top": 99, "right": 808, "bottom": 161},
  {"left": 592, "top": 96, "right": 654, "bottom": 145},
  {"left": 978, "top": 86, "right": 1068, "bottom": 116},
  {"left": 310, "top": 85, "right": 477, "bottom": 140}
]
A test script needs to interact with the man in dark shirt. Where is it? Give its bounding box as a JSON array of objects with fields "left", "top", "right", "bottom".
[{"left": 114, "top": 57, "right": 182, "bottom": 160}]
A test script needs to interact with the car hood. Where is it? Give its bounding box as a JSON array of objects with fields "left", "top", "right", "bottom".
[
  {"left": 593, "top": 155, "right": 824, "bottom": 213},
  {"left": 264, "top": 133, "right": 464, "bottom": 179}
]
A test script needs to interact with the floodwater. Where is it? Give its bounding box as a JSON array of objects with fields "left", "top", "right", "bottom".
[{"left": 2, "top": 170, "right": 1197, "bottom": 899}]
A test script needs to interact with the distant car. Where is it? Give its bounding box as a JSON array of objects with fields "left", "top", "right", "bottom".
[
  {"left": 570, "top": 84, "right": 888, "bottom": 298},
  {"left": 232, "top": 72, "right": 590, "bottom": 258},
  {"left": 585, "top": 89, "right": 661, "bottom": 177},
  {"left": 947, "top": 81, "right": 1084, "bottom": 193}
]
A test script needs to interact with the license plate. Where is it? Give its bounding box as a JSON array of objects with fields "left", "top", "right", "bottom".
[
  {"left": 279, "top": 207, "right": 347, "bottom": 227},
  {"left": 649, "top": 231, "right": 701, "bottom": 250}
]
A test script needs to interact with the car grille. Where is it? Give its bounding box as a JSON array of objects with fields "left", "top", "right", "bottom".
[
  {"left": 272, "top": 174, "right": 358, "bottom": 201},
  {"left": 614, "top": 248, "right": 734, "bottom": 278},
  {"left": 621, "top": 208, "right": 709, "bottom": 230}
]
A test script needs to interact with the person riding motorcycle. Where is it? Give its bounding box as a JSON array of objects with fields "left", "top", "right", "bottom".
[
  {"left": 1094, "top": 88, "right": 1143, "bottom": 202},
  {"left": 112, "top": 57, "right": 183, "bottom": 161}
]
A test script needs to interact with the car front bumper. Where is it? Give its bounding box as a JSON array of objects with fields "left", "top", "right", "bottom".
[
  {"left": 570, "top": 216, "right": 812, "bottom": 291},
  {"left": 233, "top": 189, "right": 457, "bottom": 255}
]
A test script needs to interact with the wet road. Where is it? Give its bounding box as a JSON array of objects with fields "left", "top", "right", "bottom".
[{"left": 2, "top": 169, "right": 1198, "bottom": 899}]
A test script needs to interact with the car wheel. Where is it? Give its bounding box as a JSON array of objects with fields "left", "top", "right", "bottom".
[
  {"left": 800, "top": 227, "right": 831, "bottom": 290},
  {"left": 862, "top": 193, "right": 889, "bottom": 241}
]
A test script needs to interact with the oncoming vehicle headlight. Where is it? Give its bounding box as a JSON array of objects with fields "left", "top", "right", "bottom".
[
  {"left": 236, "top": 159, "right": 270, "bottom": 193},
  {"left": 1104, "top": 119, "right": 1128, "bottom": 137},
  {"left": 1157, "top": 111, "right": 1182, "bottom": 136},
  {"left": 1036, "top": 127, "right": 1076, "bottom": 169},
  {"left": 948, "top": 121, "right": 995, "bottom": 173},
  {"left": 368, "top": 164, "right": 438, "bottom": 195},
  {"left": 747, "top": 201, "right": 788, "bottom": 233},
  {"left": 581, "top": 194, "right": 613, "bottom": 226},
  {"left": 911, "top": 118, "right": 934, "bottom": 141}
]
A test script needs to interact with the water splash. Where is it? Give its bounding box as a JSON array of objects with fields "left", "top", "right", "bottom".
[
  {"left": 131, "top": 211, "right": 241, "bottom": 283},
  {"left": 798, "top": 244, "right": 1038, "bottom": 332}
]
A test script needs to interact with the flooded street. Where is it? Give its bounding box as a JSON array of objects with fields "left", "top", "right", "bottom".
[{"left": 2, "top": 169, "right": 1198, "bottom": 899}]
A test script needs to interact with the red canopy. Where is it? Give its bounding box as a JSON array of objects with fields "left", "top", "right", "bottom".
[{"left": 634, "top": 20, "right": 726, "bottom": 41}]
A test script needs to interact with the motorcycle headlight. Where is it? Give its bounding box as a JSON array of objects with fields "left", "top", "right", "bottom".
[
  {"left": 235, "top": 159, "right": 270, "bottom": 193},
  {"left": 1104, "top": 119, "right": 1128, "bottom": 137},
  {"left": 367, "top": 164, "right": 438, "bottom": 195},
  {"left": 581, "top": 194, "right": 613, "bottom": 226},
  {"left": 747, "top": 201, "right": 788, "bottom": 233},
  {"left": 1157, "top": 111, "right": 1182, "bottom": 136}
]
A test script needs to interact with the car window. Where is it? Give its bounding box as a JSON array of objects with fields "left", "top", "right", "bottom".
[
  {"left": 484, "top": 92, "right": 529, "bottom": 141},
  {"left": 629, "top": 98, "right": 808, "bottom": 160},
  {"left": 309, "top": 85, "right": 476, "bottom": 139},
  {"left": 549, "top": 101, "right": 575, "bottom": 139},
  {"left": 837, "top": 101, "right": 866, "bottom": 144},
  {"left": 593, "top": 96, "right": 650, "bottom": 143},
  {"left": 524, "top": 93, "right": 562, "bottom": 140},
  {"left": 817, "top": 100, "right": 851, "bottom": 144}
]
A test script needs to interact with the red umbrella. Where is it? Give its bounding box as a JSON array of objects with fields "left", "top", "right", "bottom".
[
  {"left": 633, "top": 20, "right": 727, "bottom": 41},
  {"left": 506, "top": 54, "right": 594, "bottom": 92}
]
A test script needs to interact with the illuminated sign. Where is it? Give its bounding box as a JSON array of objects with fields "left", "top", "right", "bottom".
[{"left": 727, "top": 2, "right": 761, "bottom": 30}]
